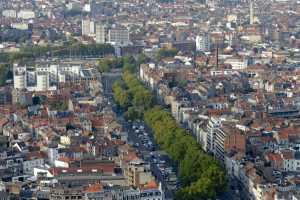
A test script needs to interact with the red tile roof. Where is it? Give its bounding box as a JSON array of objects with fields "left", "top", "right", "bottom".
[{"left": 84, "top": 183, "right": 103, "bottom": 193}]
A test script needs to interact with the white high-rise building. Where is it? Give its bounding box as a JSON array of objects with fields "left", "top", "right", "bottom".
[
  {"left": 37, "top": 64, "right": 59, "bottom": 83},
  {"left": 47, "top": 146, "right": 59, "bottom": 165},
  {"left": 250, "top": 0, "right": 254, "bottom": 25},
  {"left": 96, "top": 24, "right": 106, "bottom": 44},
  {"left": 2, "top": 9, "right": 17, "bottom": 18},
  {"left": 13, "top": 65, "right": 27, "bottom": 90},
  {"left": 83, "top": 0, "right": 95, "bottom": 13},
  {"left": 17, "top": 10, "right": 35, "bottom": 19},
  {"left": 36, "top": 72, "right": 50, "bottom": 91},
  {"left": 196, "top": 33, "right": 210, "bottom": 51},
  {"left": 82, "top": 19, "right": 90, "bottom": 36},
  {"left": 11, "top": 23, "right": 29, "bottom": 30},
  {"left": 224, "top": 58, "right": 248, "bottom": 70},
  {"left": 13, "top": 63, "right": 90, "bottom": 91},
  {"left": 82, "top": 19, "right": 95, "bottom": 36},
  {"left": 90, "top": 21, "right": 95, "bottom": 35},
  {"left": 108, "top": 27, "right": 130, "bottom": 46},
  {"left": 83, "top": 3, "right": 91, "bottom": 12}
]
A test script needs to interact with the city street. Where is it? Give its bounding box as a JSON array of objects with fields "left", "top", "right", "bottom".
[{"left": 105, "top": 86, "right": 178, "bottom": 199}]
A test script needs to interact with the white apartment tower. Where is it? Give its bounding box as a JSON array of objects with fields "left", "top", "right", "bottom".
[
  {"left": 250, "top": 0, "right": 254, "bottom": 25},
  {"left": 2, "top": 9, "right": 17, "bottom": 18},
  {"left": 196, "top": 33, "right": 211, "bottom": 52},
  {"left": 17, "top": 10, "right": 35, "bottom": 19},
  {"left": 108, "top": 27, "right": 130, "bottom": 46},
  {"left": 96, "top": 24, "right": 106, "bottom": 43},
  {"left": 82, "top": 18, "right": 95, "bottom": 36},
  {"left": 36, "top": 72, "right": 50, "bottom": 91},
  {"left": 13, "top": 65, "right": 27, "bottom": 90},
  {"left": 13, "top": 63, "right": 85, "bottom": 92}
]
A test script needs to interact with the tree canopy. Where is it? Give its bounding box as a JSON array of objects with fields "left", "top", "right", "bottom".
[
  {"left": 0, "top": 43, "right": 115, "bottom": 64},
  {"left": 0, "top": 64, "right": 11, "bottom": 86},
  {"left": 144, "top": 106, "right": 227, "bottom": 200},
  {"left": 156, "top": 47, "right": 178, "bottom": 60},
  {"left": 112, "top": 70, "right": 154, "bottom": 120},
  {"left": 97, "top": 55, "right": 138, "bottom": 73},
  {"left": 111, "top": 69, "right": 227, "bottom": 199}
]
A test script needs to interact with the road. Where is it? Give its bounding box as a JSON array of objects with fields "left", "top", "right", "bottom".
[
  {"left": 121, "top": 119, "right": 178, "bottom": 200},
  {"left": 101, "top": 71, "right": 123, "bottom": 95},
  {"left": 102, "top": 75, "right": 178, "bottom": 199}
]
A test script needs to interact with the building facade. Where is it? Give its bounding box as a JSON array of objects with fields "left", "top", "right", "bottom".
[{"left": 108, "top": 28, "right": 130, "bottom": 46}]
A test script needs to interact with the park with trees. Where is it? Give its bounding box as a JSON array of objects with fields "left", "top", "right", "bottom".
[
  {"left": 97, "top": 54, "right": 149, "bottom": 73},
  {"left": 0, "top": 42, "right": 115, "bottom": 64}
]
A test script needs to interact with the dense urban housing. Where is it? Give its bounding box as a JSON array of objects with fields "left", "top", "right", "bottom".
[{"left": 1, "top": 0, "right": 300, "bottom": 200}]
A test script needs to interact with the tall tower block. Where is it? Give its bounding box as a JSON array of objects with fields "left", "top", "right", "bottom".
[{"left": 250, "top": 0, "right": 254, "bottom": 25}]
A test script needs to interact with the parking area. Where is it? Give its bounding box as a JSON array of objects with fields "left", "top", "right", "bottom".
[{"left": 125, "top": 120, "right": 179, "bottom": 199}]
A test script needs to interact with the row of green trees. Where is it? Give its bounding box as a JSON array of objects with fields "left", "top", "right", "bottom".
[
  {"left": 112, "top": 70, "right": 227, "bottom": 199},
  {"left": 0, "top": 64, "right": 11, "bottom": 86},
  {"left": 98, "top": 54, "right": 150, "bottom": 73},
  {"left": 144, "top": 107, "right": 226, "bottom": 199},
  {"left": 156, "top": 47, "right": 178, "bottom": 60},
  {"left": 50, "top": 43, "right": 114, "bottom": 58},
  {"left": 98, "top": 56, "right": 137, "bottom": 73},
  {"left": 0, "top": 43, "right": 115, "bottom": 64},
  {"left": 0, "top": 28, "right": 31, "bottom": 43},
  {"left": 112, "top": 71, "right": 153, "bottom": 119}
]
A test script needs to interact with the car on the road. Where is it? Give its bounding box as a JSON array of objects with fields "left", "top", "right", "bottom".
[
  {"left": 160, "top": 160, "right": 166, "bottom": 164},
  {"left": 141, "top": 136, "right": 149, "bottom": 141}
]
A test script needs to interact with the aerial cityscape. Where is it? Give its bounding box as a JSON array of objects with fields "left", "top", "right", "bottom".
[{"left": 0, "top": 0, "right": 300, "bottom": 199}]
